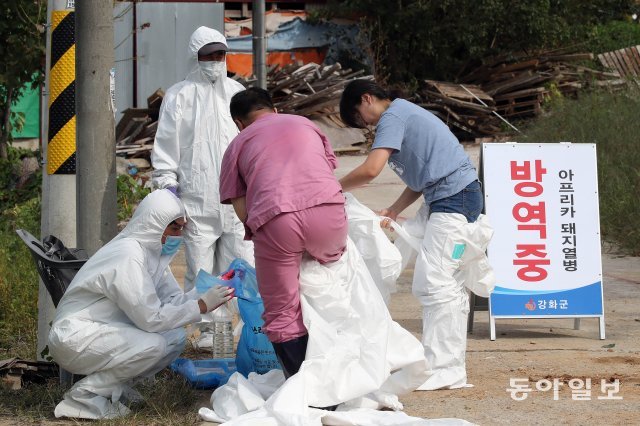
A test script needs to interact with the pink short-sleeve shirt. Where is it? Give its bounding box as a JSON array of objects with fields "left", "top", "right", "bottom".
[{"left": 220, "top": 113, "right": 343, "bottom": 236}]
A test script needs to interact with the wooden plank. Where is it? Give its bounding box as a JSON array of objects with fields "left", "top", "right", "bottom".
[
  {"left": 116, "top": 145, "right": 153, "bottom": 155},
  {"left": 295, "top": 98, "right": 340, "bottom": 116},
  {"left": 607, "top": 51, "right": 628, "bottom": 77},
  {"left": 132, "top": 136, "right": 154, "bottom": 145},
  {"left": 615, "top": 49, "right": 634, "bottom": 77},
  {"left": 600, "top": 52, "right": 617, "bottom": 73},
  {"left": 623, "top": 46, "right": 640, "bottom": 76},
  {"left": 116, "top": 108, "right": 152, "bottom": 139},
  {"left": 424, "top": 80, "right": 493, "bottom": 103},
  {"left": 493, "top": 86, "right": 547, "bottom": 100},
  {"left": 597, "top": 53, "right": 614, "bottom": 70},
  {"left": 494, "top": 59, "right": 540, "bottom": 74},
  {"left": 542, "top": 53, "right": 594, "bottom": 62},
  {"left": 619, "top": 48, "right": 638, "bottom": 76},
  {"left": 428, "top": 95, "right": 495, "bottom": 113},
  {"left": 333, "top": 146, "right": 362, "bottom": 154},
  {"left": 575, "top": 65, "right": 620, "bottom": 78},
  {"left": 592, "top": 78, "right": 627, "bottom": 87},
  {"left": 117, "top": 117, "right": 150, "bottom": 145},
  {"left": 486, "top": 73, "right": 551, "bottom": 96},
  {"left": 146, "top": 88, "right": 164, "bottom": 109}
]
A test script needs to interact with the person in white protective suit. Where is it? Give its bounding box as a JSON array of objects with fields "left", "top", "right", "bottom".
[
  {"left": 48, "top": 190, "right": 235, "bottom": 419},
  {"left": 151, "top": 26, "right": 253, "bottom": 292},
  {"left": 339, "top": 79, "right": 495, "bottom": 390}
]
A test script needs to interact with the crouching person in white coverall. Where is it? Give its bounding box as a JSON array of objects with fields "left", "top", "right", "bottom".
[
  {"left": 151, "top": 26, "right": 253, "bottom": 292},
  {"left": 48, "top": 190, "right": 234, "bottom": 419},
  {"left": 339, "top": 80, "right": 494, "bottom": 390}
]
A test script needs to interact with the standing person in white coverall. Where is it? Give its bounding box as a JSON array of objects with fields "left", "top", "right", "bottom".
[
  {"left": 339, "top": 80, "right": 494, "bottom": 390},
  {"left": 48, "top": 190, "right": 235, "bottom": 419},
  {"left": 151, "top": 26, "right": 253, "bottom": 292}
]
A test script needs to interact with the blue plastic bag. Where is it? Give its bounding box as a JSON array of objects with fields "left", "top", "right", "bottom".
[
  {"left": 170, "top": 358, "right": 236, "bottom": 389},
  {"left": 223, "top": 259, "right": 281, "bottom": 376}
]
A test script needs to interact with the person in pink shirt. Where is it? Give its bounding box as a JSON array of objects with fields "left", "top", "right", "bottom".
[{"left": 220, "top": 87, "right": 347, "bottom": 380}]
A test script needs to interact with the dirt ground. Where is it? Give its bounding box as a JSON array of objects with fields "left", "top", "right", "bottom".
[{"left": 389, "top": 253, "right": 640, "bottom": 425}]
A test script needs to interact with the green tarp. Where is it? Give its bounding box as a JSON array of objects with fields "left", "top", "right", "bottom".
[{"left": 10, "top": 82, "right": 40, "bottom": 139}]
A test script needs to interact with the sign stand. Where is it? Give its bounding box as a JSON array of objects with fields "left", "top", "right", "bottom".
[{"left": 482, "top": 143, "right": 605, "bottom": 340}]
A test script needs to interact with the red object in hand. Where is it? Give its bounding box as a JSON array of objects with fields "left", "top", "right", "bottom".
[{"left": 220, "top": 270, "right": 235, "bottom": 281}]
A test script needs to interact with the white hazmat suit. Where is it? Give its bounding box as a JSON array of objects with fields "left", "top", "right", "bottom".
[
  {"left": 48, "top": 190, "right": 202, "bottom": 419},
  {"left": 392, "top": 205, "right": 496, "bottom": 390},
  {"left": 151, "top": 26, "right": 253, "bottom": 291}
]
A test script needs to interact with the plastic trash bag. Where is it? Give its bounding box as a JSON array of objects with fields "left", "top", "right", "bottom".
[{"left": 216, "top": 259, "right": 281, "bottom": 377}]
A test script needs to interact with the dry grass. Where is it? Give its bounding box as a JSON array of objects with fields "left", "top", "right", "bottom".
[{"left": 0, "top": 370, "right": 211, "bottom": 425}]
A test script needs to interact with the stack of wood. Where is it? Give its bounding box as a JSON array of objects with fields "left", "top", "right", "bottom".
[
  {"left": 412, "top": 51, "right": 625, "bottom": 140},
  {"left": 459, "top": 52, "right": 624, "bottom": 120},
  {"left": 414, "top": 80, "right": 502, "bottom": 137},
  {"left": 240, "top": 62, "right": 373, "bottom": 122},
  {"left": 115, "top": 89, "right": 163, "bottom": 162}
]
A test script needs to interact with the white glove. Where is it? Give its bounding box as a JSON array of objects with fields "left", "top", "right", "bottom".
[{"left": 200, "top": 285, "right": 234, "bottom": 313}]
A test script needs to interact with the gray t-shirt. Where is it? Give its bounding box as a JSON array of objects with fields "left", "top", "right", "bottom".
[{"left": 372, "top": 99, "right": 477, "bottom": 202}]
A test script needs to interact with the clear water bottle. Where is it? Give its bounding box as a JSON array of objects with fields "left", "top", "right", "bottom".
[{"left": 211, "top": 304, "right": 234, "bottom": 358}]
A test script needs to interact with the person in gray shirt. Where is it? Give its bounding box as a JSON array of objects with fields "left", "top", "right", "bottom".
[{"left": 339, "top": 79, "right": 490, "bottom": 390}]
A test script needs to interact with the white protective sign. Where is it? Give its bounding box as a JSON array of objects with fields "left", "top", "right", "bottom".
[{"left": 482, "top": 143, "right": 604, "bottom": 340}]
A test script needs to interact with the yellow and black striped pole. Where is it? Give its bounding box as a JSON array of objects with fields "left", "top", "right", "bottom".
[{"left": 48, "top": 8, "right": 75, "bottom": 174}]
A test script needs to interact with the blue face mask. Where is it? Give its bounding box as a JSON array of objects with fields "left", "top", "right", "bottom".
[{"left": 161, "top": 235, "right": 183, "bottom": 256}]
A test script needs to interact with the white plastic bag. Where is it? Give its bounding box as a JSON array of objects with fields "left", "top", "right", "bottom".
[{"left": 344, "top": 193, "right": 403, "bottom": 304}]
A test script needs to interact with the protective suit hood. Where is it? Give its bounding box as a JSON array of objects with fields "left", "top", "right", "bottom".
[
  {"left": 189, "top": 26, "right": 228, "bottom": 59},
  {"left": 187, "top": 26, "right": 229, "bottom": 84},
  {"left": 114, "top": 189, "right": 185, "bottom": 254}
]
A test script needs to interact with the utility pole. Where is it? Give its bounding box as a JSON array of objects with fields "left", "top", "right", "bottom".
[
  {"left": 75, "top": 0, "right": 117, "bottom": 255},
  {"left": 252, "top": 0, "right": 267, "bottom": 89},
  {"left": 39, "top": 0, "right": 76, "bottom": 360}
]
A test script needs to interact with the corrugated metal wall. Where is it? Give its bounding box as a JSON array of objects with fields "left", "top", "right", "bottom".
[{"left": 113, "top": 2, "right": 224, "bottom": 121}]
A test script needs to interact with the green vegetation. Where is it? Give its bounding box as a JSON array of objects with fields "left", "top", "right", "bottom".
[
  {"left": 0, "top": 0, "right": 46, "bottom": 159},
  {"left": 117, "top": 174, "right": 152, "bottom": 221},
  {"left": 521, "top": 88, "right": 640, "bottom": 255},
  {"left": 583, "top": 19, "right": 640, "bottom": 53},
  {"left": 0, "top": 148, "right": 41, "bottom": 359}
]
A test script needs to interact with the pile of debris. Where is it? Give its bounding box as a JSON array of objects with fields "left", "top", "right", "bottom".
[
  {"left": 414, "top": 51, "right": 626, "bottom": 140},
  {"left": 239, "top": 62, "right": 372, "bottom": 123},
  {"left": 1, "top": 357, "right": 58, "bottom": 390},
  {"left": 115, "top": 89, "right": 163, "bottom": 167}
]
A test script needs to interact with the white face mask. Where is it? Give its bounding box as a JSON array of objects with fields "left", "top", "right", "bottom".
[{"left": 199, "top": 61, "right": 226, "bottom": 83}]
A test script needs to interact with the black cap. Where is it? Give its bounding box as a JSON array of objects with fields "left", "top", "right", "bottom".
[{"left": 198, "top": 42, "right": 228, "bottom": 56}]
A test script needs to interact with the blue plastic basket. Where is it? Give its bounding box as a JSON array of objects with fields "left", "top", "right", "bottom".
[{"left": 170, "top": 358, "right": 237, "bottom": 389}]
